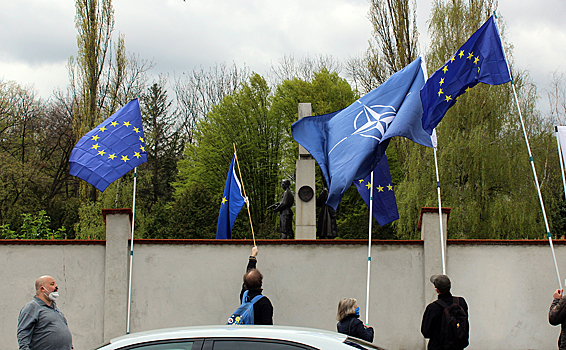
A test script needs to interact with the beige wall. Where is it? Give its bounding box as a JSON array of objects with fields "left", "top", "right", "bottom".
[{"left": 2, "top": 213, "right": 566, "bottom": 350}]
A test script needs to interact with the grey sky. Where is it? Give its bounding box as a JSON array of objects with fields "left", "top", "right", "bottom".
[{"left": 1, "top": 0, "right": 564, "bottom": 115}]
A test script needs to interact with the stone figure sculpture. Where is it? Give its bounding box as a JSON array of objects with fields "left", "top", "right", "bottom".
[{"left": 268, "top": 179, "right": 294, "bottom": 239}]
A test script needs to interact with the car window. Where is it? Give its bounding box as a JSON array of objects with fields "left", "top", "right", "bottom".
[
  {"left": 212, "top": 340, "right": 311, "bottom": 350},
  {"left": 122, "top": 340, "right": 195, "bottom": 350}
]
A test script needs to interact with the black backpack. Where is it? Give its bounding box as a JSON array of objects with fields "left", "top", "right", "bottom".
[{"left": 435, "top": 297, "right": 469, "bottom": 349}]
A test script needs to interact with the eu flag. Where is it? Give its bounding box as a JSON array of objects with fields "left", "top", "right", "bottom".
[
  {"left": 69, "top": 99, "right": 147, "bottom": 192},
  {"left": 421, "top": 16, "right": 512, "bottom": 134},
  {"left": 292, "top": 56, "right": 432, "bottom": 211},
  {"left": 216, "top": 155, "right": 246, "bottom": 239},
  {"left": 354, "top": 155, "right": 398, "bottom": 226}
]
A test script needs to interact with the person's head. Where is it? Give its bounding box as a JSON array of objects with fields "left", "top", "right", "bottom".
[
  {"left": 35, "top": 275, "right": 59, "bottom": 304},
  {"left": 430, "top": 274, "right": 451, "bottom": 294},
  {"left": 244, "top": 268, "right": 263, "bottom": 290},
  {"left": 336, "top": 298, "right": 358, "bottom": 321},
  {"left": 282, "top": 179, "right": 290, "bottom": 190}
]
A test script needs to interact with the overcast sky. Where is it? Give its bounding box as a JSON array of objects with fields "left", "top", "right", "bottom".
[{"left": 1, "top": 0, "right": 564, "bottom": 115}]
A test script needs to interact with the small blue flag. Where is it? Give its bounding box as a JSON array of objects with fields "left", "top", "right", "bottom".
[
  {"left": 216, "top": 155, "right": 246, "bottom": 239},
  {"left": 354, "top": 155, "right": 399, "bottom": 226},
  {"left": 69, "top": 99, "right": 148, "bottom": 192},
  {"left": 421, "top": 16, "right": 512, "bottom": 134},
  {"left": 292, "top": 57, "right": 432, "bottom": 211}
]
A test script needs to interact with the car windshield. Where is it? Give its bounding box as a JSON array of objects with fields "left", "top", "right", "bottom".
[{"left": 343, "top": 338, "right": 387, "bottom": 350}]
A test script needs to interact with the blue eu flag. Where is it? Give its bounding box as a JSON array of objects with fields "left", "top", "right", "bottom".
[
  {"left": 421, "top": 16, "right": 512, "bottom": 134},
  {"left": 69, "top": 99, "right": 148, "bottom": 192},
  {"left": 354, "top": 155, "right": 398, "bottom": 226},
  {"left": 292, "top": 57, "right": 432, "bottom": 211},
  {"left": 216, "top": 155, "right": 246, "bottom": 239}
]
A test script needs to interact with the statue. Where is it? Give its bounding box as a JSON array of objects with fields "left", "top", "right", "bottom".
[
  {"left": 268, "top": 179, "right": 294, "bottom": 239},
  {"left": 316, "top": 187, "right": 337, "bottom": 239}
]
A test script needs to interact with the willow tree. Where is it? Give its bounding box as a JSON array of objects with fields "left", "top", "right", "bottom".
[{"left": 395, "top": 0, "right": 553, "bottom": 239}]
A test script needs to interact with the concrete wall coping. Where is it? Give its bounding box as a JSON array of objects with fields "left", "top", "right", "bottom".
[{"left": 2, "top": 238, "right": 565, "bottom": 246}]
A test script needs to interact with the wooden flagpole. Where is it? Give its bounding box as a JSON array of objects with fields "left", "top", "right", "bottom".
[{"left": 233, "top": 143, "right": 256, "bottom": 246}]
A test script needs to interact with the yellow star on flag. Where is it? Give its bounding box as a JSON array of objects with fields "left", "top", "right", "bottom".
[
  {"left": 442, "top": 66, "right": 448, "bottom": 74},
  {"left": 99, "top": 126, "right": 107, "bottom": 132},
  {"left": 111, "top": 121, "right": 118, "bottom": 127},
  {"left": 140, "top": 145, "right": 145, "bottom": 152},
  {"left": 97, "top": 150, "right": 106, "bottom": 156},
  {"left": 221, "top": 197, "right": 227, "bottom": 205},
  {"left": 108, "top": 153, "right": 116, "bottom": 160},
  {"left": 439, "top": 78, "right": 444, "bottom": 86},
  {"left": 467, "top": 52, "right": 474, "bottom": 60},
  {"left": 92, "top": 134, "right": 100, "bottom": 141},
  {"left": 376, "top": 185, "right": 384, "bottom": 192},
  {"left": 365, "top": 182, "right": 371, "bottom": 190},
  {"left": 465, "top": 87, "right": 472, "bottom": 93},
  {"left": 450, "top": 56, "right": 455, "bottom": 63},
  {"left": 121, "top": 155, "right": 129, "bottom": 162},
  {"left": 437, "top": 88, "right": 444, "bottom": 97},
  {"left": 474, "top": 56, "right": 480, "bottom": 64},
  {"left": 458, "top": 50, "right": 464, "bottom": 58},
  {"left": 139, "top": 136, "right": 144, "bottom": 143},
  {"left": 133, "top": 127, "right": 140, "bottom": 133},
  {"left": 91, "top": 143, "right": 100, "bottom": 150},
  {"left": 387, "top": 184, "right": 393, "bottom": 191},
  {"left": 358, "top": 179, "right": 364, "bottom": 184},
  {"left": 123, "top": 121, "right": 131, "bottom": 127},
  {"left": 134, "top": 152, "right": 141, "bottom": 159},
  {"left": 445, "top": 95, "right": 452, "bottom": 102}
]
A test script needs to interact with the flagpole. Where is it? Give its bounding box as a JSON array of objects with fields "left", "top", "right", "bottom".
[
  {"left": 555, "top": 127, "right": 566, "bottom": 203},
  {"left": 432, "top": 138, "right": 446, "bottom": 275},
  {"left": 233, "top": 143, "right": 256, "bottom": 246},
  {"left": 365, "top": 171, "right": 374, "bottom": 325},
  {"left": 493, "top": 12, "right": 562, "bottom": 289},
  {"left": 126, "top": 167, "right": 138, "bottom": 334}
]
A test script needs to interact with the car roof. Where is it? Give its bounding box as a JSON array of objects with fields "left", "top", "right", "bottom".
[{"left": 103, "top": 325, "right": 383, "bottom": 349}]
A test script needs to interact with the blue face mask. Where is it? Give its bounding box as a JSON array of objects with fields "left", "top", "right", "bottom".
[{"left": 355, "top": 307, "right": 360, "bottom": 316}]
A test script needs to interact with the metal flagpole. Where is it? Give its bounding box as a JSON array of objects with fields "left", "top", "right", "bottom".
[
  {"left": 493, "top": 12, "right": 562, "bottom": 289},
  {"left": 126, "top": 167, "right": 138, "bottom": 334},
  {"left": 365, "top": 171, "right": 374, "bottom": 325},
  {"left": 431, "top": 130, "right": 446, "bottom": 275},
  {"left": 555, "top": 127, "right": 566, "bottom": 202},
  {"left": 233, "top": 143, "right": 256, "bottom": 246}
]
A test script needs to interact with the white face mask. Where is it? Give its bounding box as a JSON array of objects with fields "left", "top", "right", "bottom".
[{"left": 43, "top": 288, "right": 59, "bottom": 301}]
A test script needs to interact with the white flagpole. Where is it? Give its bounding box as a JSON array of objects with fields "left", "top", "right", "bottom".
[
  {"left": 420, "top": 54, "right": 447, "bottom": 275},
  {"left": 126, "top": 167, "right": 139, "bottom": 334},
  {"left": 555, "top": 127, "right": 566, "bottom": 202},
  {"left": 493, "top": 13, "right": 562, "bottom": 289},
  {"left": 431, "top": 130, "right": 446, "bottom": 275},
  {"left": 365, "top": 171, "right": 374, "bottom": 325}
]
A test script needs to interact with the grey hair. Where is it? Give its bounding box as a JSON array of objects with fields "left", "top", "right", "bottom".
[{"left": 336, "top": 298, "right": 357, "bottom": 321}]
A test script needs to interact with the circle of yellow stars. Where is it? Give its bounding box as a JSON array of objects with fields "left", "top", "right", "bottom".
[
  {"left": 89, "top": 120, "right": 146, "bottom": 163},
  {"left": 436, "top": 49, "right": 481, "bottom": 103}
]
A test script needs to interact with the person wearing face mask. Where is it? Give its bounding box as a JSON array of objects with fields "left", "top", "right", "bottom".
[
  {"left": 336, "top": 297, "right": 374, "bottom": 342},
  {"left": 17, "top": 275, "right": 73, "bottom": 350}
]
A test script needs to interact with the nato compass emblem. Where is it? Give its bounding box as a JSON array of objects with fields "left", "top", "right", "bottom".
[{"left": 328, "top": 102, "right": 397, "bottom": 155}]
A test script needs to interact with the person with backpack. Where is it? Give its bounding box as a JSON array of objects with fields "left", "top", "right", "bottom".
[
  {"left": 336, "top": 298, "right": 374, "bottom": 342},
  {"left": 549, "top": 288, "right": 566, "bottom": 349},
  {"left": 230, "top": 246, "right": 273, "bottom": 325},
  {"left": 421, "top": 274, "right": 469, "bottom": 350}
]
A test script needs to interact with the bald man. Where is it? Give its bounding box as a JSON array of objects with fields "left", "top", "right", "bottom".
[
  {"left": 17, "top": 276, "right": 73, "bottom": 350},
  {"left": 239, "top": 246, "right": 273, "bottom": 324}
]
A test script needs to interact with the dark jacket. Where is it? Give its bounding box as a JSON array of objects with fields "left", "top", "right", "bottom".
[
  {"left": 421, "top": 292, "right": 468, "bottom": 350},
  {"left": 337, "top": 314, "right": 374, "bottom": 343},
  {"left": 549, "top": 297, "right": 566, "bottom": 349},
  {"left": 239, "top": 256, "right": 273, "bottom": 325}
]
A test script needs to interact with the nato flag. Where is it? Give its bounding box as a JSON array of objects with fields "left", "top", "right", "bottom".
[
  {"left": 69, "top": 99, "right": 148, "bottom": 192},
  {"left": 354, "top": 155, "right": 399, "bottom": 226},
  {"left": 216, "top": 155, "right": 246, "bottom": 239},
  {"left": 421, "top": 16, "right": 512, "bottom": 134},
  {"left": 292, "top": 56, "right": 432, "bottom": 211}
]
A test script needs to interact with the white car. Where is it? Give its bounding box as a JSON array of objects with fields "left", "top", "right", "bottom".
[{"left": 94, "top": 325, "right": 387, "bottom": 350}]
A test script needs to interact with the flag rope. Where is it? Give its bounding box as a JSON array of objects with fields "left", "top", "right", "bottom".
[
  {"left": 555, "top": 127, "right": 566, "bottom": 203},
  {"left": 126, "top": 167, "right": 138, "bottom": 334},
  {"left": 365, "top": 171, "right": 374, "bottom": 325},
  {"left": 233, "top": 143, "right": 256, "bottom": 246}
]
